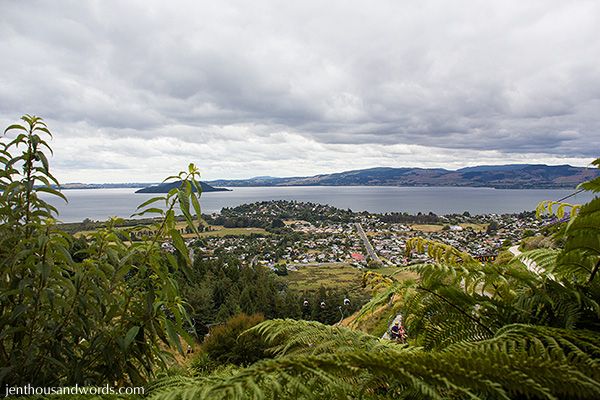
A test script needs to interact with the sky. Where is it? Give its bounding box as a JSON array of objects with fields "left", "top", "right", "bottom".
[{"left": 1, "top": 1, "right": 599, "bottom": 183}]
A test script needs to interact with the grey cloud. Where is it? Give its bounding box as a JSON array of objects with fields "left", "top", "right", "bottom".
[{"left": 1, "top": 1, "right": 599, "bottom": 182}]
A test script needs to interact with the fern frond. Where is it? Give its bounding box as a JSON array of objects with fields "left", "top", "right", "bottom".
[
  {"left": 402, "top": 284, "right": 498, "bottom": 349},
  {"left": 556, "top": 196, "right": 600, "bottom": 282},
  {"left": 405, "top": 237, "right": 477, "bottom": 266},
  {"left": 151, "top": 324, "right": 600, "bottom": 400},
  {"left": 362, "top": 270, "right": 395, "bottom": 292},
  {"left": 349, "top": 281, "right": 408, "bottom": 329},
  {"left": 536, "top": 200, "right": 581, "bottom": 220},
  {"left": 248, "top": 319, "right": 399, "bottom": 357},
  {"left": 578, "top": 157, "right": 600, "bottom": 193}
]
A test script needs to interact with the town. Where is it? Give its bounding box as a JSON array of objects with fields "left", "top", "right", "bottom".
[{"left": 187, "top": 200, "right": 544, "bottom": 272}]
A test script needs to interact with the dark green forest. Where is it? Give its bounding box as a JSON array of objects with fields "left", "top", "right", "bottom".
[{"left": 179, "top": 254, "right": 365, "bottom": 334}]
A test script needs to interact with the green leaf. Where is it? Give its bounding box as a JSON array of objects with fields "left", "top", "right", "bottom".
[
  {"left": 35, "top": 186, "right": 67, "bottom": 202},
  {"left": 191, "top": 192, "right": 202, "bottom": 224},
  {"left": 135, "top": 196, "right": 164, "bottom": 210},
  {"left": 33, "top": 126, "right": 53, "bottom": 137},
  {"left": 170, "top": 228, "right": 190, "bottom": 266},
  {"left": 36, "top": 151, "right": 50, "bottom": 173},
  {"left": 4, "top": 124, "right": 27, "bottom": 134},
  {"left": 124, "top": 326, "right": 140, "bottom": 349},
  {"left": 165, "top": 319, "right": 183, "bottom": 354},
  {"left": 131, "top": 207, "right": 164, "bottom": 217}
]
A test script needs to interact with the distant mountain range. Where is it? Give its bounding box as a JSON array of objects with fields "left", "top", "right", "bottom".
[
  {"left": 205, "top": 164, "right": 599, "bottom": 189},
  {"left": 58, "top": 183, "right": 153, "bottom": 189},
  {"left": 135, "top": 181, "right": 230, "bottom": 193},
  {"left": 56, "top": 181, "right": 229, "bottom": 193}
]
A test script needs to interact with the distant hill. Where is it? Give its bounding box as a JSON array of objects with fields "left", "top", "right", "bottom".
[
  {"left": 135, "top": 181, "right": 230, "bottom": 193},
  {"left": 57, "top": 183, "right": 155, "bottom": 190},
  {"left": 206, "top": 164, "right": 599, "bottom": 189}
]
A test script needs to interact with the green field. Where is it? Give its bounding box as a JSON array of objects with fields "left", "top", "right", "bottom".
[
  {"left": 460, "top": 223, "right": 488, "bottom": 232},
  {"left": 181, "top": 225, "right": 269, "bottom": 238},
  {"left": 376, "top": 266, "right": 419, "bottom": 281},
  {"left": 411, "top": 224, "right": 443, "bottom": 232},
  {"left": 284, "top": 262, "right": 365, "bottom": 292}
]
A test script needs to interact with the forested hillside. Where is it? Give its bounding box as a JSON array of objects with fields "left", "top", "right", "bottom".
[{"left": 207, "top": 164, "right": 600, "bottom": 189}]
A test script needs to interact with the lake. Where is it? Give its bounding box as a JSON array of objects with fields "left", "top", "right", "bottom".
[{"left": 40, "top": 186, "right": 594, "bottom": 223}]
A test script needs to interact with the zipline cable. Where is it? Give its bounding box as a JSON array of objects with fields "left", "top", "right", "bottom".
[{"left": 555, "top": 188, "right": 585, "bottom": 203}]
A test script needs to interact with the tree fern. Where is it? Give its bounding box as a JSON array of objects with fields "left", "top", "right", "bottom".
[
  {"left": 556, "top": 197, "right": 600, "bottom": 282},
  {"left": 148, "top": 321, "right": 600, "bottom": 400},
  {"left": 248, "top": 319, "right": 402, "bottom": 357}
]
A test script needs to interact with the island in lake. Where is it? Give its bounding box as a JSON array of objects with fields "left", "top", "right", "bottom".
[{"left": 135, "top": 181, "right": 230, "bottom": 193}]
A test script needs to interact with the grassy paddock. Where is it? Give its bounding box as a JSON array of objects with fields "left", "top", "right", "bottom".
[
  {"left": 284, "top": 262, "right": 364, "bottom": 292},
  {"left": 459, "top": 223, "right": 488, "bottom": 232},
  {"left": 377, "top": 266, "right": 419, "bottom": 281},
  {"left": 181, "top": 225, "right": 269, "bottom": 238},
  {"left": 410, "top": 224, "right": 443, "bottom": 232}
]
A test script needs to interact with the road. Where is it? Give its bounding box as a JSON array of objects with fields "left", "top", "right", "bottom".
[
  {"left": 355, "top": 223, "right": 381, "bottom": 263},
  {"left": 508, "top": 245, "right": 551, "bottom": 277}
]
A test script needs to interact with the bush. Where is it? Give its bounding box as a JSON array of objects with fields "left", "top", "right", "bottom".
[
  {"left": 271, "top": 218, "right": 285, "bottom": 228},
  {"left": 189, "top": 352, "right": 221, "bottom": 375},
  {"left": 521, "top": 235, "right": 555, "bottom": 250},
  {"left": 273, "top": 263, "right": 288, "bottom": 276},
  {"left": 201, "top": 313, "right": 269, "bottom": 365},
  {"left": 486, "top": 220, "right": 499, "bottom": 233},
  {"left": 493, "top": 250, "right": 514, "bottom": 265},
  {"left": 522, "top": 229, "right": 535, "bottom": 238}
]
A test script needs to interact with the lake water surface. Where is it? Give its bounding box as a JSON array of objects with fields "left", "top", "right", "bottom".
[{"left": 42, "top": 186, "right": 594, "bottom": 223}]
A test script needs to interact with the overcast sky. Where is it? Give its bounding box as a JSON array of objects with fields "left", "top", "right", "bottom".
[{"left": 1, "top": 1, "right": 599, "bottom": 182}]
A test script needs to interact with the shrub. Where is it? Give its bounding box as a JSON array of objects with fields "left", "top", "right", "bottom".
[
  {"left": 201, "top": 313, "right": 269, "bottom": 365},
  {"left": 520, "top": 235, "right": 555, "bottom": 250},
  {"left": 188, "top": 352, "right": 220, "bottom": 375}
]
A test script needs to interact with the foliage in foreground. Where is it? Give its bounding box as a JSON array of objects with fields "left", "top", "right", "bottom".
[
  {"left": 148, "top": 159, "right": 600, "bottom": 399},
  {"left": 0, "top": 116, "right": 202, "bottom": 386}
]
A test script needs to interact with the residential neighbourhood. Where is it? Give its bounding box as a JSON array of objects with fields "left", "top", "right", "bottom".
[{"left": 184, "top": 201, "right": 545, "bottom": 271}]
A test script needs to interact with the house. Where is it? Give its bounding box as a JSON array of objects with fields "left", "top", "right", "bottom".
[{"left": 350, "top": 253, "right": 365, "bottom": 262}]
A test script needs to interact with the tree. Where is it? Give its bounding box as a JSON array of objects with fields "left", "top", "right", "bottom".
[
  {"left": 271, "top": 218, "right": 285, "bottom": 228},
  {"left": 200, "top": 313, "right": 268, "bottom": 365},
  {"left": 486, "top": 220, "right": 499, "bottom": 233}
]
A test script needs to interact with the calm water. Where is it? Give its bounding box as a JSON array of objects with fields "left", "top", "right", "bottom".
[{"left": 42, "top": 186, "right": 594, "bottom": 223}]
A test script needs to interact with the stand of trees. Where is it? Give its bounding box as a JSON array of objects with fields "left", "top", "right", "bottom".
[
  {"left": 178, "top": 254, "right": 370, "bottom": 335},
  {"left": 379, "top": 211, "right": 440, "bottom": 224},
  {"left": 178, "top": 255, "right": 301, "bottom": 336}
]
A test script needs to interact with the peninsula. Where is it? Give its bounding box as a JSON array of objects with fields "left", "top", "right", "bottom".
[{"left": 206, "top": 164, "right": 599, "bottom": 189}]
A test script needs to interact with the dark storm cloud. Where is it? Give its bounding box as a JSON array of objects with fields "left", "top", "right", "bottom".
[{"left": 1, "top": 0, "right": 599, "bottom": 181}]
